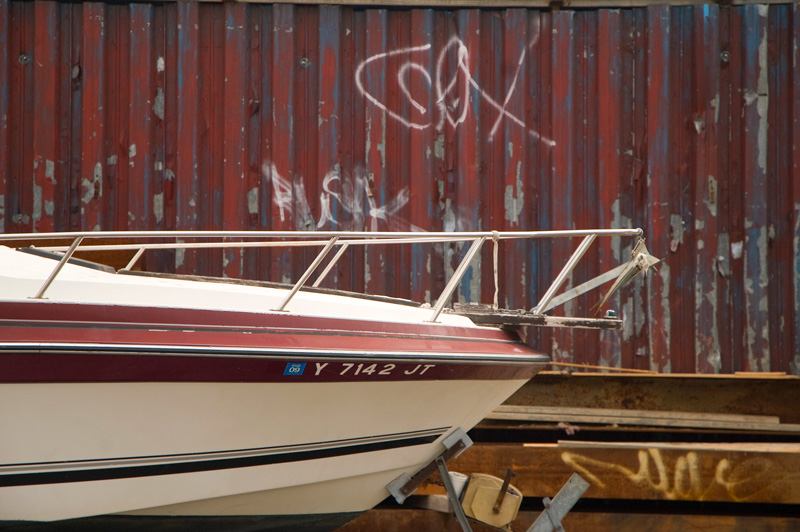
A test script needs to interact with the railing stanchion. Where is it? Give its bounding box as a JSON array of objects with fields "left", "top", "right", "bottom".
[
  {"left": 33, "top": 237, "right": 84, "bottom": 299},
  {"left": 531, "top": 234, "right": 596, "bottom": 315},
  {"left": 274, "top": 236, "right": 340, "bottom": 312},
  {"left": 124, "top": 247, "right": 146, "bottom": 270},
  {"left": 428, "top": 237, "right": 487, "bottom": 323},
  {"left": 312, "top": 242, "right": 350, "bottom": 288}
]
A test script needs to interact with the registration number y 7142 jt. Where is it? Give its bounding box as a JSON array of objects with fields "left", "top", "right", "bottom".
[{"left": 314, "top": 362, "right": 436, "bottom": 377}]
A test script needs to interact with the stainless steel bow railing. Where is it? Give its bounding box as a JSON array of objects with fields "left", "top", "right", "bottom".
[{"left": 0, "top": 228, "right": 650, "bottom": 324}]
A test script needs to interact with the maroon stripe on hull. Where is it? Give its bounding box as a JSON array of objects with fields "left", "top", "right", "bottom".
[
  {"left": 0, "top": 300, "right": 547, "bottom": 383},
  {"left": 0, "top": 321, "right": 532, "bottom": 355},
  {"left": 0, "top": 351, "right": 544, "bottom": 383}
]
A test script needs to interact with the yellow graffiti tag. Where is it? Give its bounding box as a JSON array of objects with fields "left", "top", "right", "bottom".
[
  {"left": 562, "top": 449, "right": 717, "bottom": 500},
  {"left": 561, "top": 449, "right": 800, "bottom": 503}
]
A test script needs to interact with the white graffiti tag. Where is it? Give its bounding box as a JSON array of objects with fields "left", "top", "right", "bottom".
[
  {"left": 355, "top": 33, "right": 555, "bottom": 146},
  {"left": 262, "top": 162, "right": 422, "bottom": 232}
]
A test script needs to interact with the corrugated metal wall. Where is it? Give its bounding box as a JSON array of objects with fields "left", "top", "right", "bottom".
[{"left": 1, "top": 1, "right": 798, "bottom": 374}]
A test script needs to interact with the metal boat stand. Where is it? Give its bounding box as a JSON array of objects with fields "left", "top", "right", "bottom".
[
  {"left": 387, "top": 428, "right": 475, "bottom": 531},
  {"left": 387, "top": 428, "right": 590, "bottom": 532},
  {"left": 525, "top": 473, "right": 589, "bottom": 532},
  {"left": 386, "top": 428, "right": 472, "bottom": 504}
]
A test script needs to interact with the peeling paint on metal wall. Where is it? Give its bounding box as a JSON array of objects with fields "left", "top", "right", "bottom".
[{"left": 0, "top": 2, "right": 799, "bottom": 375}]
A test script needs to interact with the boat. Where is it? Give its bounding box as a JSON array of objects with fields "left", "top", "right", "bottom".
[{"left": 0, "top": 229, "right": 647, "bottom": 531}]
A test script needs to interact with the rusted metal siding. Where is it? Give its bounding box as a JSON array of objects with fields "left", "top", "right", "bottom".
[{"left": 0, "top": 2, "right": 798, "bottom": 375}]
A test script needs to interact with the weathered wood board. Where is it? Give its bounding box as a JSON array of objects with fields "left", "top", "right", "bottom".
[
  {"left": 418, "top": 443, "right": 800, "bottom": 505},
  {"left": 505, "top": 372, "right": 800, "bottom": 424},
  {"left": 487, "top": 405, "right": 800, "bottom": 432}
]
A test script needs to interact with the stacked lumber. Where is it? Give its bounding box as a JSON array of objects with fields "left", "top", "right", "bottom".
[
  {"left": 469, "top": 373, "right": 800, "bottom": 507},
  {"left": 340, "top": 372, "right": 800, "bottom": 532}
]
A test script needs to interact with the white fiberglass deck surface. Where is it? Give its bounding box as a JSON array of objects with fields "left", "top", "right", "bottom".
[{"left": 0, "top": 246, "right": 473, "bottom": 327}]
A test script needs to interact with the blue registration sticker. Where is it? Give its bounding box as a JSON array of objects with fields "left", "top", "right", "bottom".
[{"left": 284, "top": 362, "right": 307, "bottom": 376}]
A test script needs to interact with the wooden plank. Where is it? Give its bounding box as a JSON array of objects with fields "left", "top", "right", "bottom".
[
  {"left": 486, "top": 412, "right": 800, "bottom": 433},
  {"left": 426, "top": 443, "right": 800, "bottom": 504},
  {"left": 495, "top": 404, "right": 781, "bottom": 425},
  {"left": 505, "top": 372, "right": 800, "bottom": 424},
  {"left": 486, "top": 410, "right": 800, "bottom": 433},
  {"left": 559, "top": 441, "right": 800, "bottom": 453}
]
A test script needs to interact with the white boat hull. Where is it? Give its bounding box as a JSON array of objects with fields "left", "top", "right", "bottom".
[{"left": 1, "top": 379, "right": 528, "bottom": 523}]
